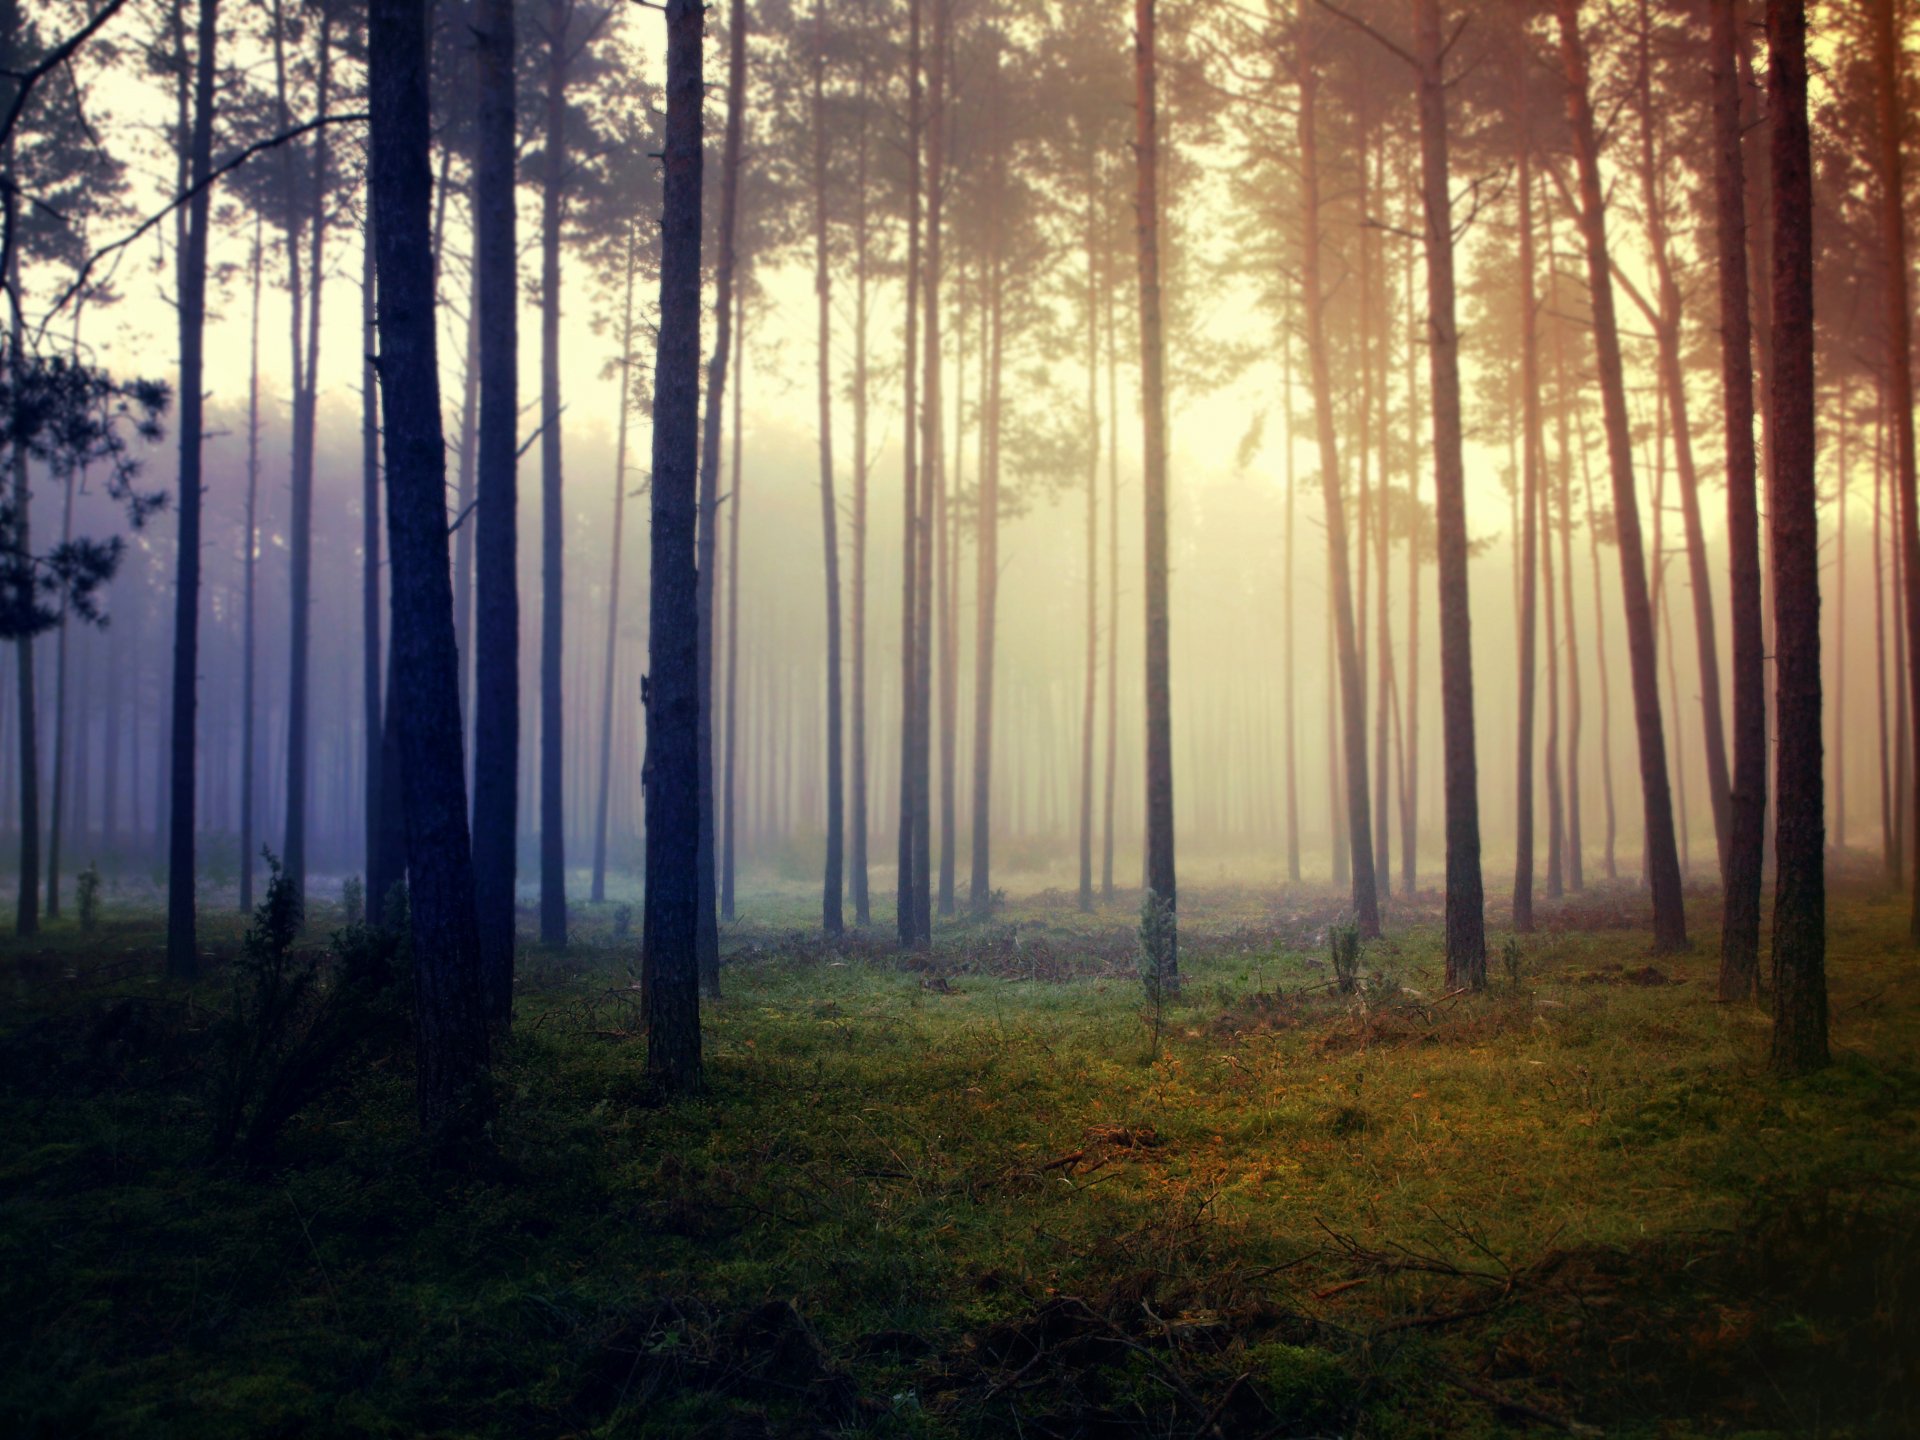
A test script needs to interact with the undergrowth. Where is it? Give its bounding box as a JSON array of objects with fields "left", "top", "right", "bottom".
[{"left": 0, "top": 874, "right": 1914, "bottom": 1437}]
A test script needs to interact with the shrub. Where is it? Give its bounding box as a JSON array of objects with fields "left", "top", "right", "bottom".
[
  {"left": 341, "top": 875, "right": 366, "bottom": 929},
  {"left": 1139, "top": 890, "right": 1178, "bottom": 1060},
  {"left": 208, "top": 854, "right": 407, "bottom": 1161}
]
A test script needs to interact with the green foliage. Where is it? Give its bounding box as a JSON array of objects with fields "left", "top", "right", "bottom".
[
  {"left": 208, "top": 855, "right": 406, "bottom": 1161},
  {"left": 74, "top": 863, "right": 100, "bottom": 933},
  {"left": 1502, "top": 932, "right": 1525, "bottom": 990},
  {"left": 341, "top": 875, "right": 366, "bottom": 930},
  {"left": 1138, "top": 890, "right": 1177, "bottom": 1060}
]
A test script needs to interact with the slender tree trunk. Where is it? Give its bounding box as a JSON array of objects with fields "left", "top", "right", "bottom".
[
  {"left": 1413, "top": 0, "right": 1486, "bottom": 983},
  {"left": 1550, "top": 238, "right": 1584, "bottom": 893},
  {"left": 1542, "top": 387, "right": 1564, "bottom": 902},
  {"left": 361, "top": 208, "right": 383, "bottom": 892},
  {"left": 1835, "top": 386, "right": 1848, "bottom": 852},
  {"left": 1877, "top": 390, "right": 1893, "bottom": 878},
  {"left": 1297, "top": 23, "right": 1377, "bottom": 939},
  {"left": 809, "top": 0, "right": 844, "bottom": 938},
  {"left": 1284, "top": 317, "right": 1301, "bottom": 885},
  {"left": 453, "top": 255, "right": 480, "bottom": 737},
  {"left": 1513, "top": 94, "right": 1543, "bottom": 935},
  {"left": 1871, "top": 0, "right": 1920, "bottom": 942},
  {"left": 1765, "top": 0, "right": 1825, "bottom": 1070},
  {"left": 472, "top": 0, "right": 520, "bottom": 1022},
  {"left": 1400, "top": 211, "right": 1420, "bottom": 897},
  {"left": 722, "top": 285, "right": 745, "bottom": 919},
  {"left": 1555, "top": 0, "right": 1686, "bottom": 952},
  {"left": 591, "top": 228, "right": 638, "bottom": 906},
  {"left": 163, "top": 0, "right": 218, "bottom": 970},
  {"left": 899, "top": 0, "right": 922, "bottom": 944},
  {"left": 44, "top": 464, "right": 74, "bottom": 920},
  {"left": 1103, "top": 218, "right": 1121, "bottom": 899},
  {"left": 238, "top": 221, "right": 262, "bottom": 911},
  {"left": 1078, "top": 168, "right": 1099, "bottom": 912},
  {"left": 849, "top": 21, "right": 874, "bottom": 927},
  {"left": 643, "top": 0, "right": 705, "bottom": 1095},
  {"left": 538, "top": 4, "right": 568, "bottom": 948},
  {"left": 911, "top": 0, "right": 945, "bottom": 948},
  {"left": 369, "top": 0, "right": 490, "bottom": 1140},
  {"left": 1137, "top": 0, "right": 1178, "bottom": 973},
  {"left": 281, "top": 5, "right": 332, "bottom": 909},
  {"left": 938, "top": 246, "right": 961, "bottom": 919}
]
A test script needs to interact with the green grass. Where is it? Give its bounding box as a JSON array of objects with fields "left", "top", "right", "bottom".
[{"left": 2, "top": 871, "right": 1915, "bottom": 1437}]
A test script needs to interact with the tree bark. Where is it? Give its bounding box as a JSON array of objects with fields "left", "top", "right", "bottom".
[
  {"left": 1764, "top": 0, "right": 1825, "bottom": 1071},
  {"left": 911, "top": 0, "right": 945, "bottom": 949},
  {"left": 369, "top": 0, "right": 491, "bottom": 1141},
  {"left": 1078, "top": 167, "right": 1099, "bottom": 913},
  {"left": 1514, "top": 85, "right": 1543, "bottom": 935},
  {"left": 722, "top": 283, "right": 745, "bottom": 918},
  {"left": 361, "top": 208, "right": 383, "bottom": 896},
  {"left": 809, "top": 0, "right": 844, "bottom": 938},
  {"left": 240, "top": 218, "right": 262, "bottom": 911},
  {"left": 1137, "top": 0, "right": 1178, "bottom": 973},
  {"left": 472, "top": 0, "right": 520, "bottom": 1023},
  {"left": 695, "top": 0, "right": 747, "bottom": 974},
  {"left": 591, "top": 226, "right": 638, "bottom": 906},
  {"left": 643, "top": 0, "right": 706, "bottom": 1095},
  {"left": 163, "top": 0, "right": 218, "bottom": 970},
  {"left": 538, "top": 0, "right": 568, "bottom": 949},
  {"left": 1413, "top": 0, "right": 1486, "bottom": 984},
  {"left": 1283, "top": 312, "right": 1302, "bottom": 886},
  {"left": 898, "top": 0, "right": 922, "bottom": 944},
  {"left": 1555, "top": 0, "right": 1686, "bottom": 953},
  {"left": 1296, "top": 20, "right": 1376, "bottom": 939}
]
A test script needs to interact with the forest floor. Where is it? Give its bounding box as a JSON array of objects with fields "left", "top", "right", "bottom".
[{"left": 1, "top": 868, "right": 1915, "bottom": 1438}]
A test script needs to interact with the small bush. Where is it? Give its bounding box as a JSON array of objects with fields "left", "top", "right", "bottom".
[
  {"left": 209, "top": 854, "right": 407, "bottom": 1161},
  {"left": 1502, "top": 932, "right": 1524, "bottom": 989},
  {"left": 342, "top": 875, "right": 366, "bottom": 929},
  {"left": 612, "top": 903, "right": 633, "bottom": 941},
  {"left": 1330, "top": 922, "right": 1361, "bottom": 995},
  {"left": 1139, "top": 891, "right": 1178, "bottom": 1060},
  {"left": 75, "top": 863, "right": 101, "bottom": 932}
]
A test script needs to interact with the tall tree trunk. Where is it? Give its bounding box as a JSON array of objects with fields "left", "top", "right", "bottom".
[
  {"left": 722, "top": 284, "right": 745, "bottom": 919},
  {"left": 1137, "top": 0, "right": 1179, "bottom": 973},
  {"left": 45, "top": 460, "right": 74, "bottom": 919},
  {"left": 1765, "top": 0, "right": 1825, "bottom": 1070},
  {"left": 938, "top": 246, "right": 961, "bottom": 919},
  {"left": 1877, "top": 390, "right": 1893, "bottom": 878},
  {"left": 452, "top": 255, "right": 480, "bottom": 738},
  {"left": 849, "top": 20, "right": 874, "bottom": 927},
  {"left": 1551, "top": 245, "right": 1584, "bottom": 893},
  {"left": 1103, "top": 215, "right": 1121, "bottom": 899},
  {"left": 1078, "top": 168, "right": 1099, "bottom": 913},
  {"left": 538, "top": 4, "right": 568, "bottom": 949},
  {"left": 1542, "top": 382, "right": 1564, "bottom": 902},
  {"left": 643, "top": 0, "right": 706, "bottom": 1095},
  {"left": 239, "top": 220, "right": 262, "bottom": 912},
  {"left": 1284, "top": 315, "right": 1301, "bottom": 885},
  {"left": 1414, "top": 0, "right": 1486, "bottom": 983},
  {"left": 1513, "top": 91, "right": 1543, "bottom": 935},
  {"left": 1297, "top": 20, "right": 1377, "bottom": 939},
  {"left": 1400, "top": 212, "right": 1420, "bottom": 897},
  {"left": 472, "top": 0, "right": 520, "bottom": 1023},
  {"left": 809, "top": 0, "right": 844, "bottom": 938},
  {"left": 281, "top": 3, "right": 332, "bottom": 909},
  {"left": 164, "top": 0, "right": 218, "bottom": 970},
  {"left": 1578, "top": 421, "right": 1618, "bottom": 879},
  {"left": 695, "top": 0, "right": 746, "bottom": 976},
  {"left": 898, "top": 0, "right": 922, "bottom": 944},
  {"left": 369, "top": 0, "right": 490, "bottom": 1140},
  {"left": 1872, "top": 0, "right": 1920, "bottom": 942},
  {"left": 1555, "top": 0, "right": 1686, "bottom": 952},
  {"left": 911, "top": 0, "right": 945, "bottom": 949},
  {"left": 591, "top": 226, "right": 638, "bottom": 906},
  {"left": 1835, "top": 387, "right": 1848, "bottom": 852},
  {"left": 361, "top": 210, "right": 382, "bottom": 892}
]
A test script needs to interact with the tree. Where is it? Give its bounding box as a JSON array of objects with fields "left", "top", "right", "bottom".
[
  {"left": 642, "top": 0, "right": 705, "bottom": 1095},
  {"left": 1765, "top": 0, "right": 1824, "bottom": 1072},
  {"left": 1297, "top": 6, "right": 1378, "bottom": 940},
  {"left": 472, "top": 0, "right": 519, "bottom": 1024},
  {"left": 368, "top": 0, "right": 490, "bottom": 1140},
  {"left": 1136, "top": 0, "right": 1178, "bottom": 982},
  {"left": 165, "top": 0, "right": 217, "bottom": 974},
  {"left": 1712, "top": 0, "right": 1764, "bottom": 1002},
  {"left": 1554, "top": 0, "right": 1686, "bottom": 953},
  {"left": 808, "top": 0, "right": 844, "bottom": 938}
]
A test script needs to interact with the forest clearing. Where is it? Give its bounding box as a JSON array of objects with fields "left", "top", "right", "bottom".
[{"left": 2, "top": 871, "right": 1913, "bottom": 1437}]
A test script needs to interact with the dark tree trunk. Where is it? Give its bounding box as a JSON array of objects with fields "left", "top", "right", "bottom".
[
  {"left": 1414, "top": 0, "right": 1486, "bottom": 984},
  {"left": 697, "top": 0, "right": 746, "bottom": 970},
  {"left": 849, "top": 26, "right": 874, "bottom": 927},
  {"left": 1513, "top": 92, "right": 1543, "bottom": 936},
  {"left": 281, "top": 3, "right": 333, "bottom": 909},
  {"left": 369, "top": 0, "right": 491, "bottom": 1140},
  {"left": 1400, "top": 219, "right": 1420, "bottom": 898},
  {"left": 911, "top": 0, "right": 944, "bottom": 949},
  {"left": 1555, "top": 0, "right": 1686, "bottom": 953},
  {"left": 361, "top": 210, "right": 383, "bottom": 891},
  {"left": 538, "top": 4, "right": 567, "bottom": 949},
  {"left": 1765, "top": 0, "right": 1825, "bottom": 1071},
  {"left": 472, "top": 0, "right": 520, "bottom": 1023},
  {"left": 809, "top": 0, "right": 844, "bottom": 939},
  {"left": 164, "top": 0, "right": 218, "bottom": 971},
  {"left": 1103, "top": 223, "right": 1121, "bottom": 899},
  {"left": 643, "top": 0, "right": 706, "bottom": 1094},
  {"left": 1872, "top": 0, "right": 1920, "bottom": 942},
  {"left": 452, "top": 254, "right": 480, "bottom": 738},
  {"left": 722, "top": 284, "right": 745, "bottom": 919},
  {"left": 45, "top": 464, "right": 73, "bottom": 919},
  {"left": 1876, "top": 390, "right": 1893, "bottom": 878},
  {"left": 1078, "top": 169, "right": 1098, "bottom": 913},
  {"left": 898, "top": 0, "right": 921, "bottom": 945},
  {"left": 1297, "top": 39, "right": 1375, "bottom": 937},
  {"left": 240, "top": 219, "right": 262, "bottom": 911},
  {"left": 1136, "top": 0, "right": 1178, "bottom": 973},
  {"left": 591, "top": 226, "right": 638, "bottom": 906},
  {"left": 1551, "top": 265, "right": 1584, "bottom": 892},
  {"left": 1579, "top": 425, "right": 1618, "bottom": 879}
]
